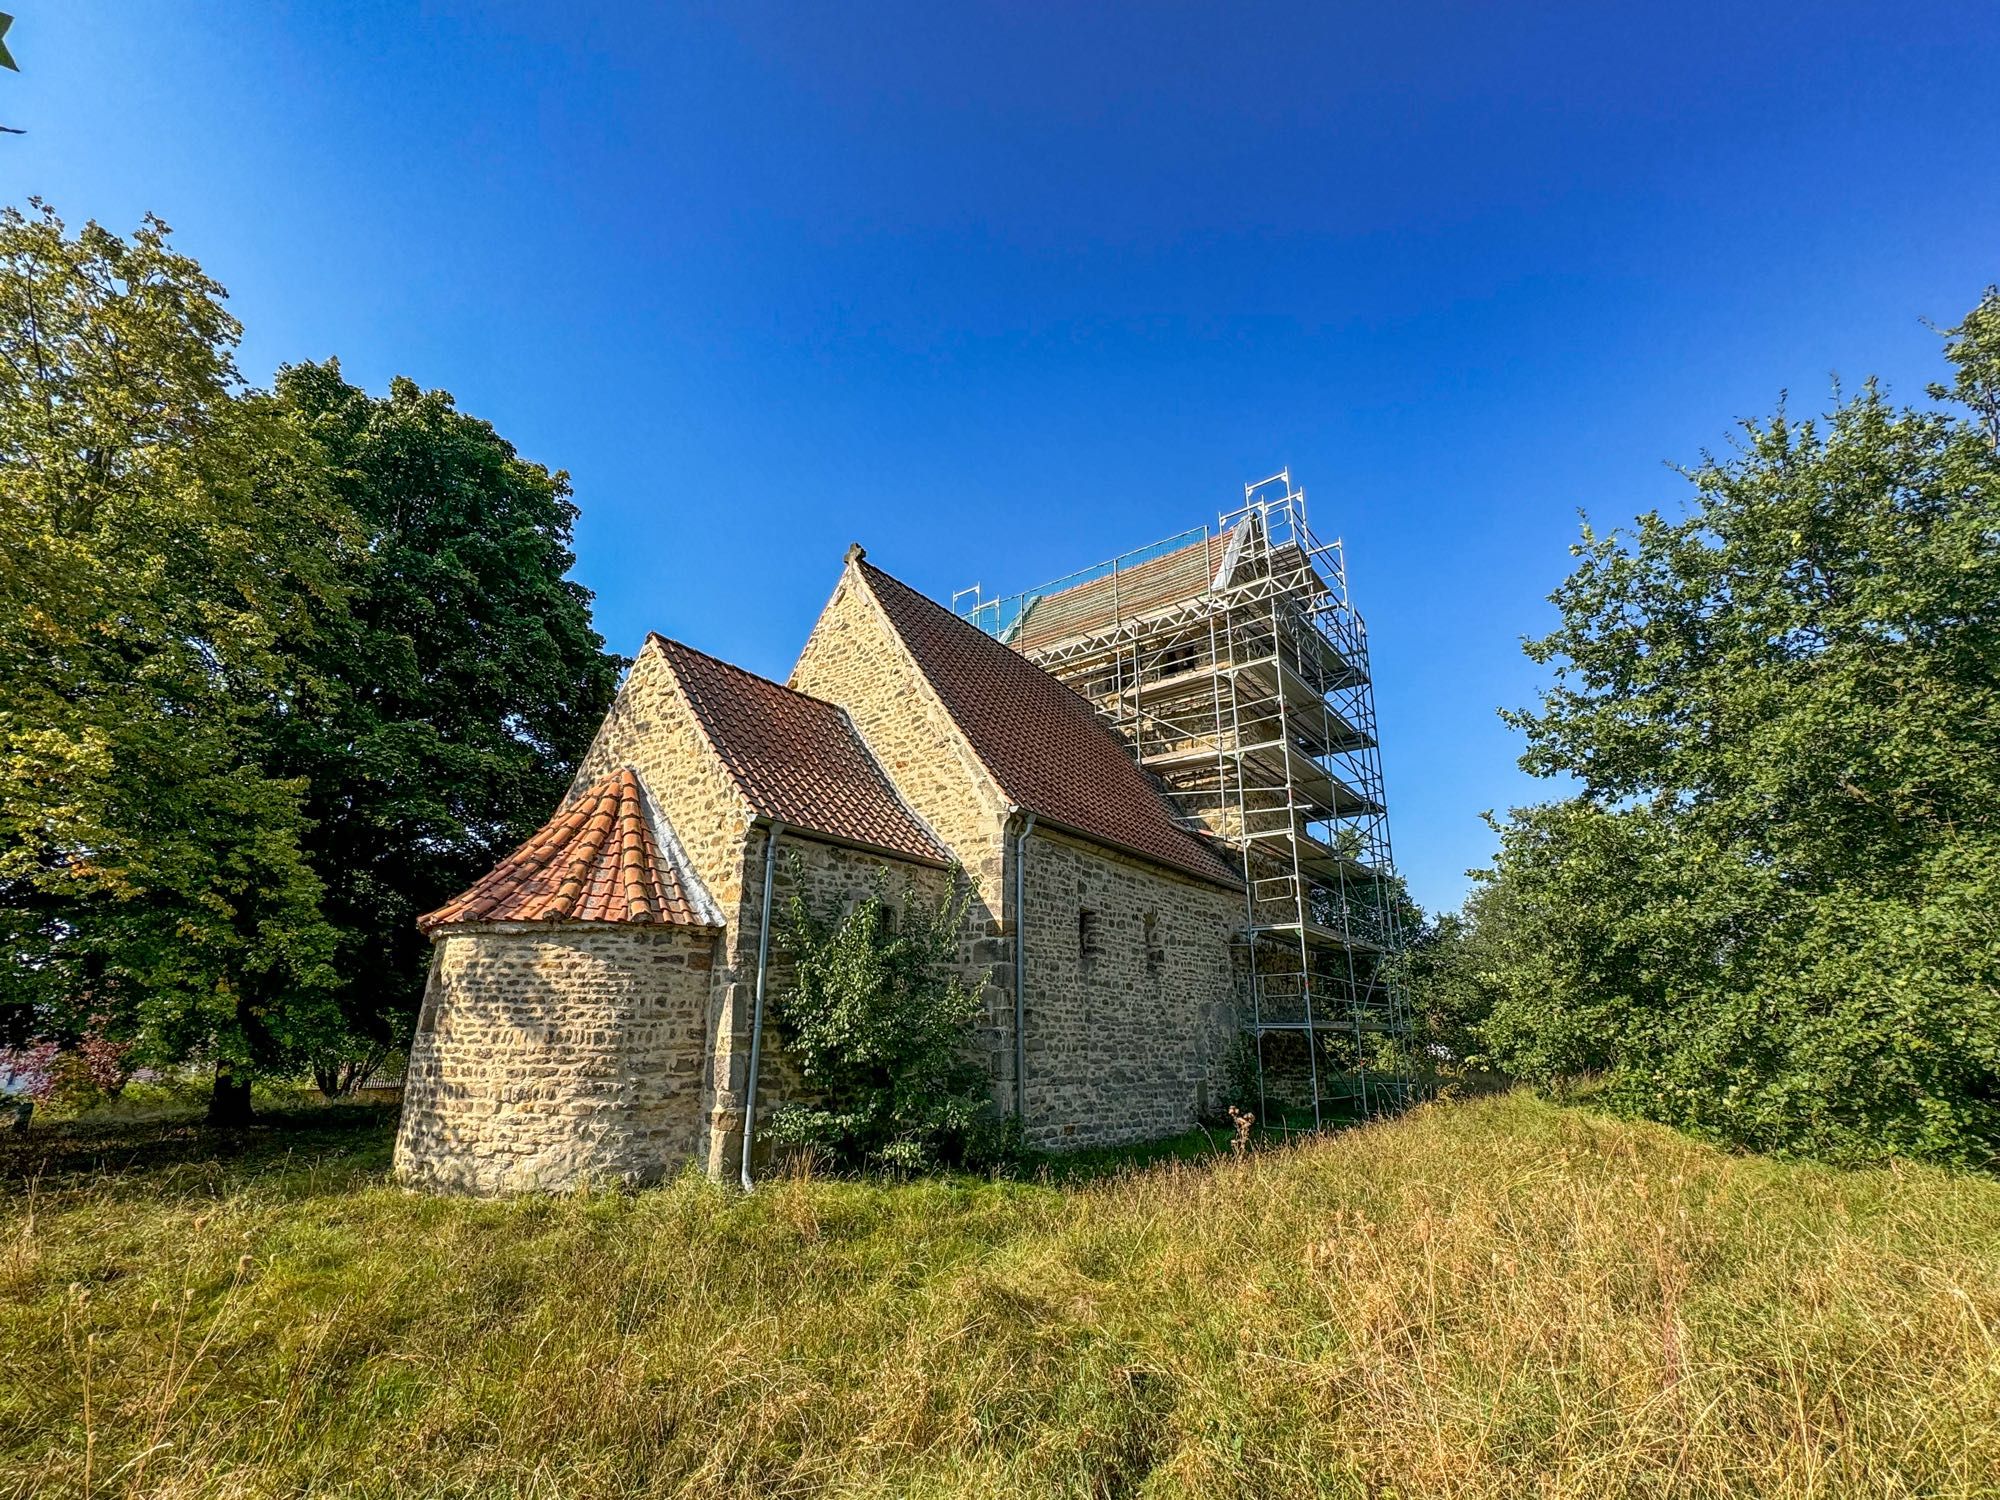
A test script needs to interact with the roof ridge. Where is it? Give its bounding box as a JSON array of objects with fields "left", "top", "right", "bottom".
[
  {"left": 551, "top": 774, "right": 621, "bottom": 917},
  {"left": 648, "top": 633, "right": 852, "bottom": 712},
  {"left": 632, "top": 769, "right": 727, "bottom": 926},
  {"left": 843, "top": 561, "right": 1019, "bottom": 804},
  {"left": 857, "top": 558, "right": 1002, "bottom": 630},
  {"left": 606, "top": 767, "right": 660, "bottom": 921},
  {"left": 854, "top": 560, "right": 1101, "bottom": 713}
]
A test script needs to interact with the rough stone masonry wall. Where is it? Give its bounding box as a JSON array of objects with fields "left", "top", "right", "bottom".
[
  {"left": 789, "top": 567, "right": 1017, "bottom": 1094},
  {"left": 1018, "top": 828, "right": 1242, "bottom": 1149},
  {"left": 704, "top": 829, "right": 956, "bottom": 1177},
  {"left": 569, "top": 639, "right": 758, "bottom": 915},
  {"left": 394, "top": 921, "right": 719, "bottom": 1194},
  {"left": 790, "top": 569, "right": 1012, "bottom": 904}
]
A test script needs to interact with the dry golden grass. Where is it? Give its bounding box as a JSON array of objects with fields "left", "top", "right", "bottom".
[{"left": 3, "top": 1090, "right": 1997, "bottom": 1498}]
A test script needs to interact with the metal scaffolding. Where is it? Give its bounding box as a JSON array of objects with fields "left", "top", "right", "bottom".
[{"left": 955, "top": 471, "right": 1414, "bottom": 1129}]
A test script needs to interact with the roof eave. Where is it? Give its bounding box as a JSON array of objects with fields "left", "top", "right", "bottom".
[
  {"left": 1024, "top": 813, "right": 1243, "bottom": 892},
  {"left": 750, "top": 810, "right": 953, "bottom": 870},
  {"left": 420, "top": 915, "right": 726, "bottom": 938}
]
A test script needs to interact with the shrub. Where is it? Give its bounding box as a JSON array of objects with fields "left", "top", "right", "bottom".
[
  {"left": 0, "top": 1017, "right": 132, "bottom": 1115},
  {"left": 765, "top": 858, "right": 1017, "bottom": 1174}
]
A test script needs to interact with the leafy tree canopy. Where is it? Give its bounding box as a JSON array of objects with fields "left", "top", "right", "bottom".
[
  {"left": 0, "top": 201, "right": 348, "bottom": 1114},
  {"left": 0, "top": 204, "right": 622, "bottom": 1116},
  {"left": 1464, "top": 288, "right": 2000, "bottom": 1164},
  {"left": 268, "top": 362, "right": 621, "bottom": 1083}
]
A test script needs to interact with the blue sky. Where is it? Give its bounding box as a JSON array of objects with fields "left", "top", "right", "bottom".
[{"left": 8, "top": 3, "right": 1997, "bottom": 912}]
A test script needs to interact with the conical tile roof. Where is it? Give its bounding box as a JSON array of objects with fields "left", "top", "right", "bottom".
[{"left": 419, "top": 768, "right": 716, "bottom": 932}]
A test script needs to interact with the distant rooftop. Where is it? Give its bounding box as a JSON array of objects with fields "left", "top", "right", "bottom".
[{"left": 1009, "top": 530, "right": 1236, "bottom": 653}]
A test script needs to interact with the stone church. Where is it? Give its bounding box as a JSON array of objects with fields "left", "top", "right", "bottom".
[{"left": 394, "top": 546, "right": 1246, "bottom": 1193}]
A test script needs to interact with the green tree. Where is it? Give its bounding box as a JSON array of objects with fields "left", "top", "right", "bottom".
[
  {"left": 1477, "top": 289, "right": 2000, "bottom": 1164},
  {"left": 1390, "top": 905, "right": 1499, "bottom": 1078},
  {"left": 266, "top": 363, "right": 621, "bottom": 1087},
  {"left": 0, "top": 202, "right": 349, "bottom": 1120}
]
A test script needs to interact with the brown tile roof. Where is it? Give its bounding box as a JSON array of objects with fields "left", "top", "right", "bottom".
[
  {"left": 421, "top": 768, "right": 716, "bottom": 932},
  {"left": 854, "top": 559, "right": 1242, "bottom": 889},
  {"left": 653, "top": 636, "right": 949, "bottom": 866},
  {"left": 1013, "top": 532, "right": 1230, "bottom": 652}
]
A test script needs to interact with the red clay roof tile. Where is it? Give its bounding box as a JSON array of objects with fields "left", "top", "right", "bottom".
[
  {"left": 653, "top": 636, "right": 949, "bottom": 866},
  {"left": 420, "top": 767, "right": 715, "bottom": 932},
  {"left": 854, "top": 560, "right": 1242, "bottom": 889}
]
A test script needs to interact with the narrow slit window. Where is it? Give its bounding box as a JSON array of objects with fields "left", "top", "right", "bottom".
[{"left": 1078, "top": 909, "right": 1102, "bottom": 969}]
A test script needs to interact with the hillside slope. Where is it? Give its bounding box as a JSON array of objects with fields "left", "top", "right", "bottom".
[{"left": 4, "top": 1092, "right": 1998, "bottom": 1498}]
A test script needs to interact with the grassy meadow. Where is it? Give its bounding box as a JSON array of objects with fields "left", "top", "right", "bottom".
[{"left": 2, "top": 1091, "right": 1997, "bottom": 1499}]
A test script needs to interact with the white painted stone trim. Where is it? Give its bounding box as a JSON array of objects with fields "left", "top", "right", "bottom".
[{"left": 631, "top": 766, "right": 728, "bottom": 927}]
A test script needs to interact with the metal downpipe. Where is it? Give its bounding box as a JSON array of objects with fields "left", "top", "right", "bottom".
[
  {"left": 1013, "top": 812, "right": 1036, "bottom": 1120},
  {"left": 739, "top": 820, "right": 785, "bottom": 1191}
]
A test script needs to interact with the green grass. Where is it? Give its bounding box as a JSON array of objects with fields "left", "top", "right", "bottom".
[{"left": 4, "top": 1092, "right": 1999, "bottom": 1499}]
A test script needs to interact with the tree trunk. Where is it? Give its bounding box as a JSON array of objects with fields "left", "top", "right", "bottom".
[{"left": 207, "top": 1067, "right": 254, "bottom": 1126}]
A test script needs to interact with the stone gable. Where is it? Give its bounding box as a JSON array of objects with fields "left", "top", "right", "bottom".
[
  {"left": 790, "top": 564, "right": 1022, "bottom": 1101},
  {"left": 792, "top": 563, "right": 1014, "bottom": 910},
  {"left": 570, "top": 639, "right": 760, "bottom": 916}
]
